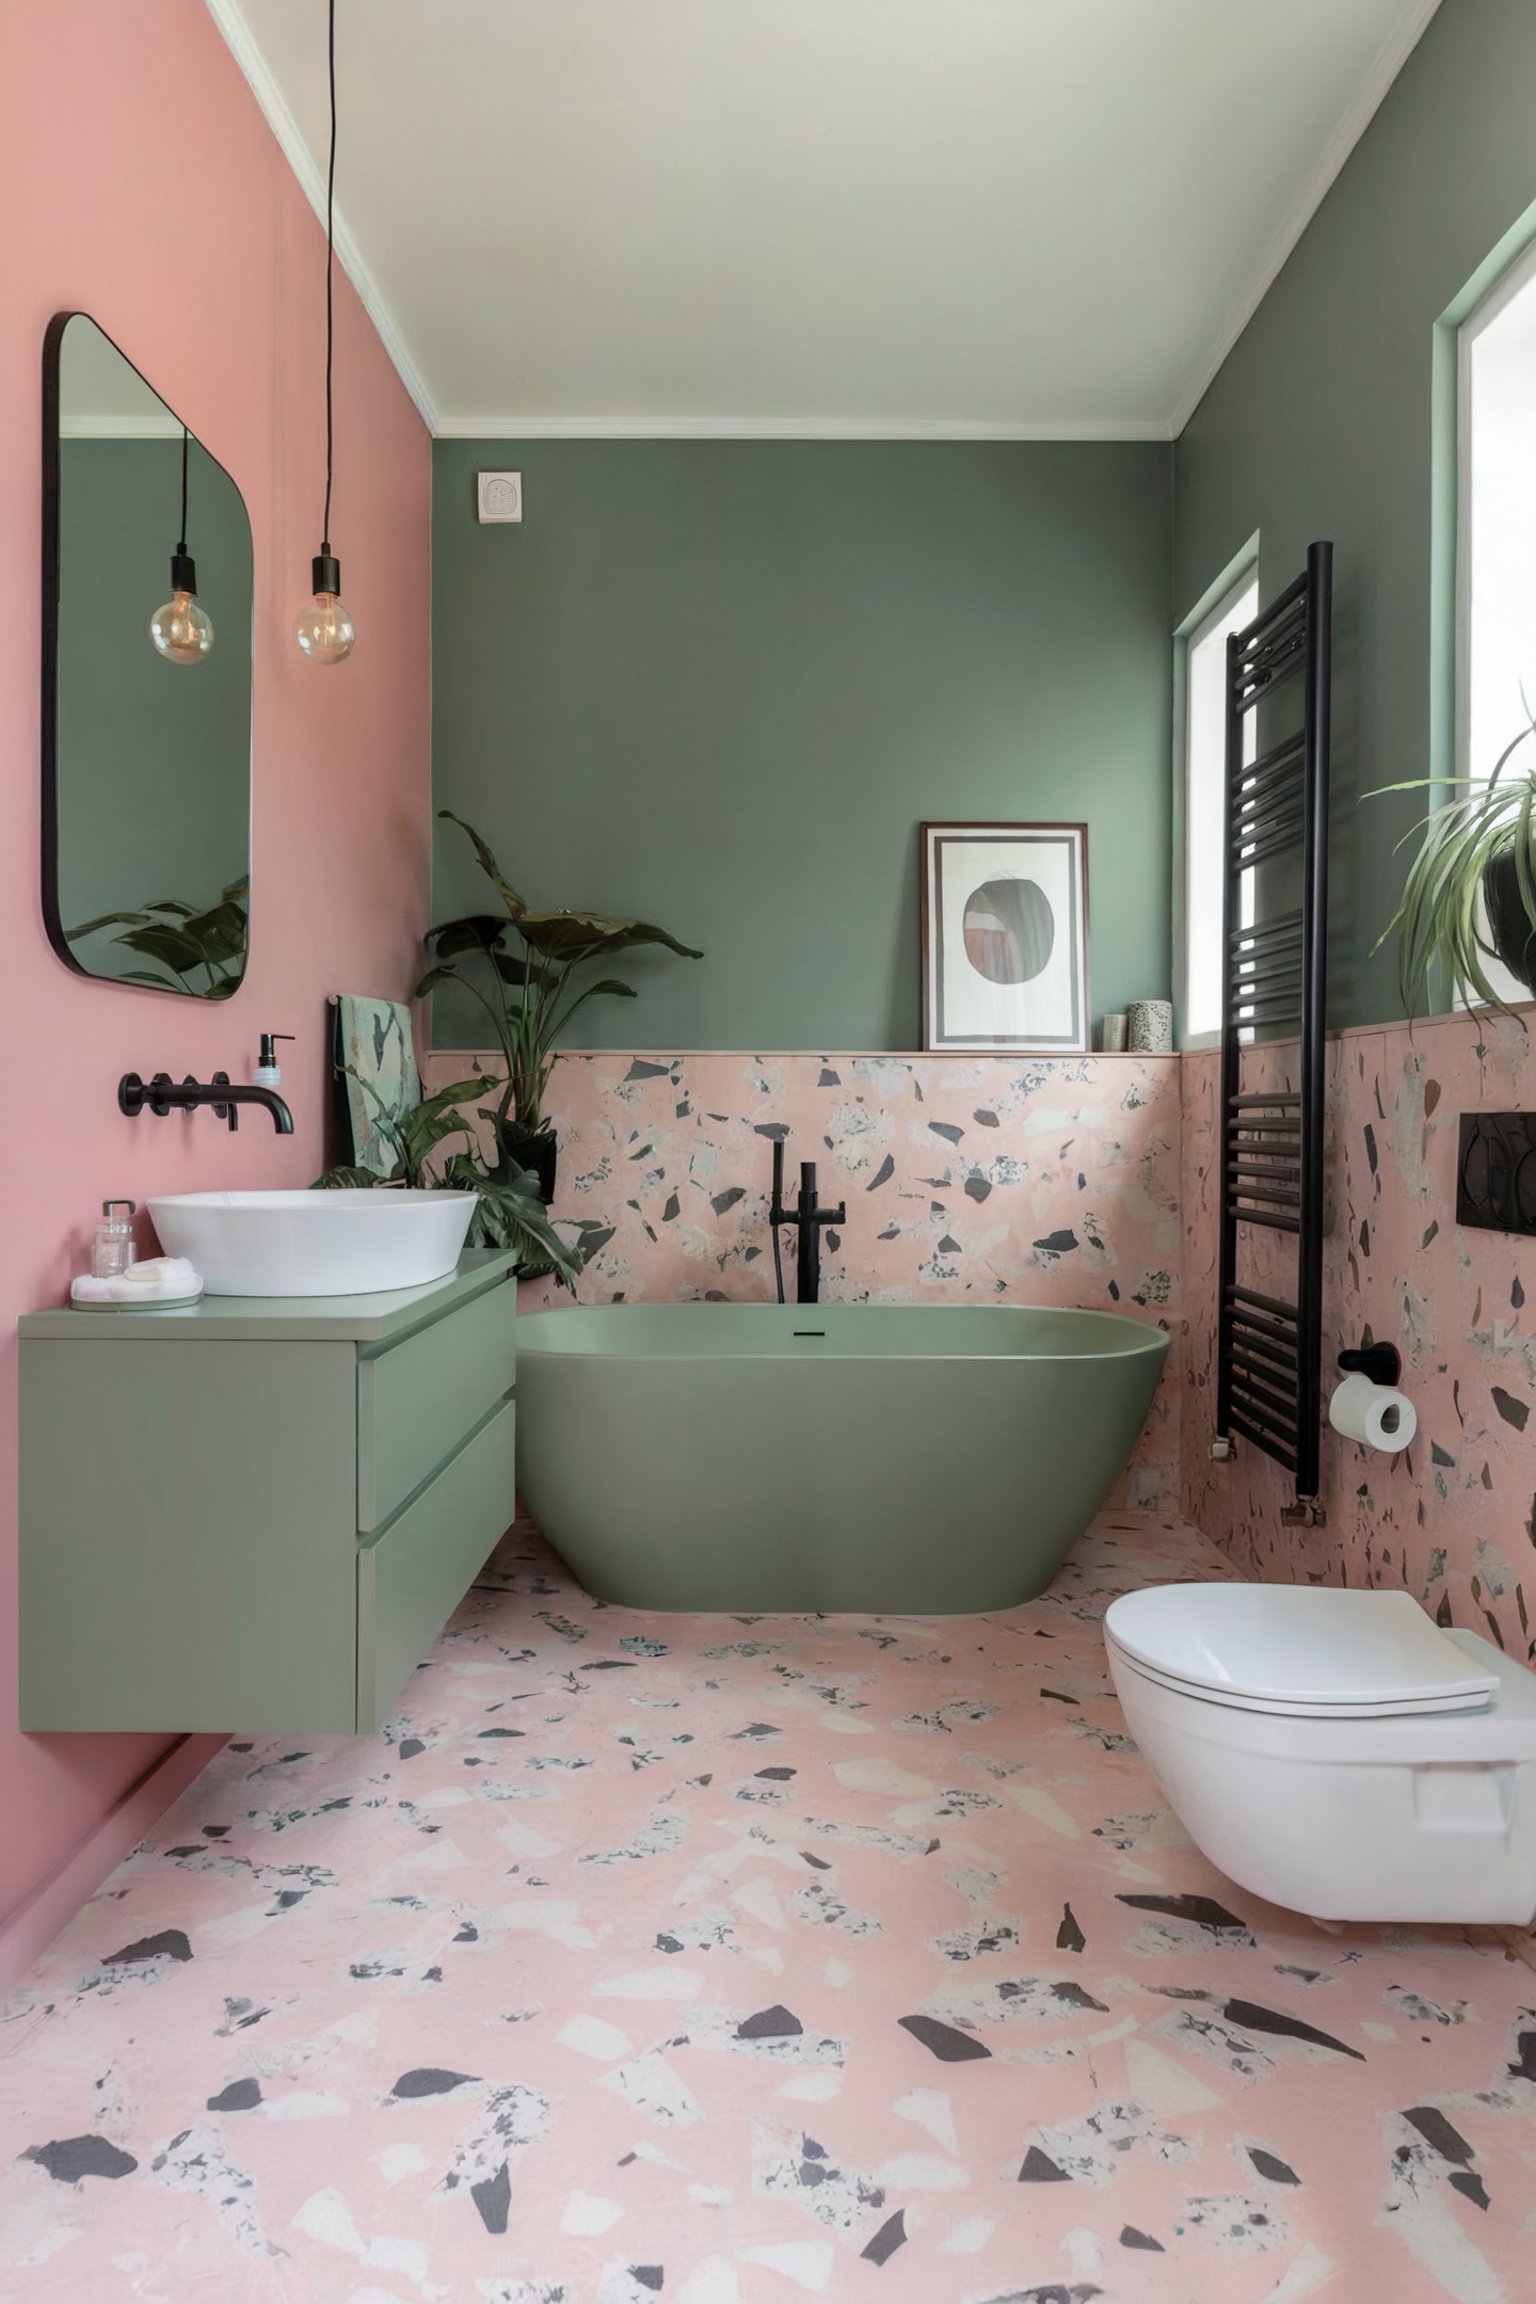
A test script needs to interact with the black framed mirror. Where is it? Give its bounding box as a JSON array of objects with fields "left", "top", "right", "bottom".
[{"left": 42, "top": 313, "right": 253, "bottom": 998}]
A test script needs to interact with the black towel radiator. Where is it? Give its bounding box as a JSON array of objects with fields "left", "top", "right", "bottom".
[{"left": 1214, "top": 541, "right": 1332, "bottom": 1521}]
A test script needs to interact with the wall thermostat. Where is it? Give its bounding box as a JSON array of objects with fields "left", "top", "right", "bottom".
[{"left": 476, "top": 470, "right": 523, "bottom": 524}]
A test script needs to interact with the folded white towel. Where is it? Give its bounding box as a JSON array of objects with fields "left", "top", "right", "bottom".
[{"left": 72, "top": 1257, "right": 204, "bottom": 1306}]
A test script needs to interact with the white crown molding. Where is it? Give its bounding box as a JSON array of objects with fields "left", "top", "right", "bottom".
[
  {"left": 202, "top": 0, "right": 439, "bottom": 434},
  {"left": 434, "top": 413, "right": 1174, "bottom": 442},
  {"left": 1166, "top": 0, "right": 1443, "bottom": 436}
]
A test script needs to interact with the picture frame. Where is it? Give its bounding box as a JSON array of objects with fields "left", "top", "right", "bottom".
[{"left": 921, "top": 821, "right": 1090, "bottom": 1053}]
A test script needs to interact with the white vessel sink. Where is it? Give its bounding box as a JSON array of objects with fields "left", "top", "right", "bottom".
[{"left": 148, "top": 1189, "right": 478, "bottom": 1298}]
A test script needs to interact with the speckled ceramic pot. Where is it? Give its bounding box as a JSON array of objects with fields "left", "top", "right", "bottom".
[{"left": 1127, "top": 999, "right": 1174, "bottom": 1053}]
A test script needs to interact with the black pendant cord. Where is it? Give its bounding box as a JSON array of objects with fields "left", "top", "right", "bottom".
[
  {"left": 176, "top": 425, "right": 189, "bottom": 560},
  {"left": 321, "top": 0, "right": 337, "bottom": 558}
]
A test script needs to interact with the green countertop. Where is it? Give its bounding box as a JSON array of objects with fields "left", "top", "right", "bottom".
[{"left": 21, "top": 1248, "right": 519, "bottom": 1347}]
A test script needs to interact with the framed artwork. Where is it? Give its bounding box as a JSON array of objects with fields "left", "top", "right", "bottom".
[{"left": 921, "top": 821, "right": 1090, "bottom": 1052}]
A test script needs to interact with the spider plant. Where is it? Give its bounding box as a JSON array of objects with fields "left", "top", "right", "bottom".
[
  {"left": 68, "top": 875, "right": 249, "bottom": 997},
  {"left": 315, "top": 1069, "right": 583, "bottom": 1286},
  {"left": 419, "top": 811, "right": 702, "bottom": 1182},
  {"left": 1374, "top": 716, "right": 1536, "bottom": 1016}
]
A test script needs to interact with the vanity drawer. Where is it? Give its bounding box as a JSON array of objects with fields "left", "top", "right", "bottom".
[
  {"left": 357, "top": 1272, "right": 516, "bottom": 1531},
  {"left": 356, "top": 1396, "right": 517, "bottom": 1729}
]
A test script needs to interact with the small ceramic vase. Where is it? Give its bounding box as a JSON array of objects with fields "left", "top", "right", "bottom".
[
  {"left": 1099, "top": 1013, "right": 1129, "bottom": 1052},
  {"left": 1126, "top": 999, "right": 1174, "bottom": 1054}
]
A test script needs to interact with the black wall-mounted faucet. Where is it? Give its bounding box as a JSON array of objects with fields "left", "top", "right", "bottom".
[
  {"left": 768, "top": 1138, "right": 845, "bottom": 1304},
  {"left": 118, "top": 1070, "right": 294, "bottom": 1134}
]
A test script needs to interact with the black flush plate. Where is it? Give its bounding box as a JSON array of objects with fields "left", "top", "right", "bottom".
[{"left": 1457, "top": 1112, "right": 1536, "bottom": 1234}]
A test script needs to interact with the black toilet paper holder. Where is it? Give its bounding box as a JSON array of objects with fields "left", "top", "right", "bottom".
[{"left": 1338, "top": 1341, "right": 1401, "bottom": 1386}]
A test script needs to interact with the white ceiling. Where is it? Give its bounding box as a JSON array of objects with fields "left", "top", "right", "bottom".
[{"left": 210, "top": 0, "right": 1440, "bottom": 439}]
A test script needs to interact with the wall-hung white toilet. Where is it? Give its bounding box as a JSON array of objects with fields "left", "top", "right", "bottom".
[{"left": 1105, "top": 1583, "right": 1536, "bottom": 1924}]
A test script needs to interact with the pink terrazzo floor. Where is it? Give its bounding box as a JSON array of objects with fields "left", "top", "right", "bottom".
[{"left": 3, "top": 1510, "right": 1534, "bottom": 2303}]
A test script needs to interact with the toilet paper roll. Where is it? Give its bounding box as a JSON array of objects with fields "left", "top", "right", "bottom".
[{"left": 1328, "top": 1370, "right": 1417, "bottom": 1453}]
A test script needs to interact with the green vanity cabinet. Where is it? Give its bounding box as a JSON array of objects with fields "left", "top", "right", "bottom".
[{"left": 19, "top": 1250, "right": 518, "bottom": 1734}]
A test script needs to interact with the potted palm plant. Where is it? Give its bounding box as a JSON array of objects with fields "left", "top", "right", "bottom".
[
  {"left": 1377, "top": 717, "right": 1536, "bottom": 1012},
  {"left": 419, "top": 811, "right": 703, "bottom": 1199}
]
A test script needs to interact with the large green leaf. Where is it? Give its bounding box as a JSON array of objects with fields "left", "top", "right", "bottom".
[
  {"left": 515, "top": 912, "right": 704, "bottom": 964},
  {"left": 181, "top": 898, "right": 248, "bottom": 963},
  {"left": 438, "top": 810, "right": 526, "bottom": 921},
  {"left": 67, "top": 907, "right": 160, "bottom": 938},
  {"left": 424, "top": 914, "right": 511, "bottom": 961},
  {"left": 441, "top": 1150, "right": 583, "bottom": 1285},
  {"left": 390, "top": 1076, "right": 496, "bottom": 1177},
  {"left": 492, "top": 949, "right": 559, "bottom": 990},
  {"left": 413, "top": 963, "right": 462, "bottom": 998},
  {"left": 112, "top": 922, "right": 215, "bottom": 973},
  {"left": 574, "top": 977, "right": 639, "bottom": 1001}
]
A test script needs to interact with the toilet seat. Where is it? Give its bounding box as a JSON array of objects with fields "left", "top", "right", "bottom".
[
  {"left": 1109, "top": 1650, "right": 1493, "bottom": 1719},
  {"left": 1105, "top": 1582, "right": 1498, "bottom": 1718}
]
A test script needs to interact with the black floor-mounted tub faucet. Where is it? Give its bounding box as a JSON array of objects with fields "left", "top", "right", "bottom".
[{"left": 768, "top": 1138, "right": 846, "bottom": 1304}]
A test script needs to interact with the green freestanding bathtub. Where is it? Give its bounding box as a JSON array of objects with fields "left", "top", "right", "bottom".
[{"left": 515, "top": 1302, "right": 1169, "bottom": 1613}]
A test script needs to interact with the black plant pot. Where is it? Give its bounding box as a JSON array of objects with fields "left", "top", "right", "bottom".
[
  {"left": 505, "top": 1122, "right": 558, "bottom": 1205},
  {"left": 1483, "top": 849, "right": 1536, "bottom": 994}
]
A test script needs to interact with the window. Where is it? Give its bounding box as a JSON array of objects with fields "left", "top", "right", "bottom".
[
  {"left": 1178, "top": 564, "right": 1259, "bottom": 1045},
  {"left": 1457, "top": 240, "right": 1536, "bottom": 1003},
  {"left": 1462, "top": 241, "right": 1536, "bottom": 784}
]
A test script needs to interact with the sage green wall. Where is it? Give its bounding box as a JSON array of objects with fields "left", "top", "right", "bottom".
[
  {"left": 1175, "top": 0, "right": 1536, "bottom": 1031},
  {"left": 432, "top": 440, "right": 1172, "bottom": 1050}
]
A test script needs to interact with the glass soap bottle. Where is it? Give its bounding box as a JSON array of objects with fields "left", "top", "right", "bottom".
[{"left": 93, "top": 1199, "right": 137, "bottom": 1279}]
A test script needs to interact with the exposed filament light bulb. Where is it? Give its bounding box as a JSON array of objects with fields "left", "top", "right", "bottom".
[
  {"left": 294, "top": 551, "right": 355, "bottom": 665},
  {"left": 150, "top": 549, "right": 214, "bottom": 665}
]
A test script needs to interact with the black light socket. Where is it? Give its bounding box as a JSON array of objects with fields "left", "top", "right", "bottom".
[
  {"left": 169, "top": 550, "right": 197, "bottom": 595},
  {"left": 311, "top": 552, "right": 342, "bottom": 597}
]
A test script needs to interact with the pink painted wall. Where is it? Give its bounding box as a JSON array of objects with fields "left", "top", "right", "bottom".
[
  {"left": 0, "top": 4, "right": 431, "bottom": 1937},
  {"left": 423, "top": 1048, "right": 1187, "bottom": 1509},
  {"left": 1180, "top": 1015, "right": 1536, "bottom": 1659}
]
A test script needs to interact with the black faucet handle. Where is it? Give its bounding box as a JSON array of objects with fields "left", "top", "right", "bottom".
[{"left": 210, "top": 1070, "right": 238, "bottom": 1131}]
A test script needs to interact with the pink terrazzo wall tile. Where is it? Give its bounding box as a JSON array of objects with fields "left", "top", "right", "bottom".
[
  {"left": 443, "top": 1052, "right": 1187, "bottom": 1511},
  {"left": 1181, "top": 1014, "right": 1536, "bottom": 1659}
]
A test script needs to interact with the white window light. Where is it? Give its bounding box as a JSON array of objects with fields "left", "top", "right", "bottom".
[
  {"left": 1457, "top": 237, "right": 1536, "bottom": 1006},
  {"left": 1177, "top": 562, "right": 1259, "bottom": 1046}
]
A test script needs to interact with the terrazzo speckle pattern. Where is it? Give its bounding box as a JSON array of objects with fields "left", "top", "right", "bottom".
[
  {"left": 425, "top": 1051, "right": 1184, "bottom": 1510},
  {"left": 5, "top": 1510, "right": 1535, "bottom": 2301},
  {"left": 1182, "top": 1013, "right": 1536, "bottom": 1662}
]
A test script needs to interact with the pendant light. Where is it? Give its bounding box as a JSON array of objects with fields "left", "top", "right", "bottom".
[
  {"left": 295, "top": 0, "right": 356, "bottom": 665},
  {"left": 149, "top": 427, "right": 214, "bottom": 665}
]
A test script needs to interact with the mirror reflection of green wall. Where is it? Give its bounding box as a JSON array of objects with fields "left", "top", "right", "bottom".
[{"left": 44, "top": 313, "right": 253, "bottom": 998}]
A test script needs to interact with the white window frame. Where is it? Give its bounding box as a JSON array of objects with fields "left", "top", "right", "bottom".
[
  {"left": 1452, "top": 235, "right": 1536, "bottom": 1009},
  {"left": 1174, "top": 547, "right": 1260, "bottom": 1050},
  {"left": 1456, "top": 233, "right": 1536, "bottom": 787}
]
